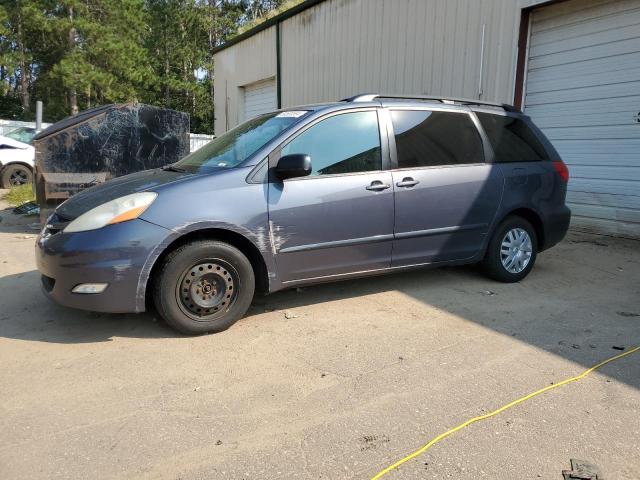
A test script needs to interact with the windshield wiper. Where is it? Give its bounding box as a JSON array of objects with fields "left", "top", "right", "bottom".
[{"left": 162, "top": 164, "right": 188, "bottom": 173}]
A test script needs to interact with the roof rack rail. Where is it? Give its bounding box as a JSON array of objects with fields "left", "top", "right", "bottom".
[{"left": 342, "top": 93, "right": 520, "bottom": 112}]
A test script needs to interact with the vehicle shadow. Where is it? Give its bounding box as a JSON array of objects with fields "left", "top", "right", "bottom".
[
  {"left": 250, "top": 242, "right": 640, "bottom": 390},
  {"left": 0, "top": 270, "right": 180, "bottom": 343},
  {"left": 2, "top": 238, "right": 638, "bottom": 392}
]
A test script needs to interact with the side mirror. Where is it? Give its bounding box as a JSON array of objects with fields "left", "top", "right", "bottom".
[{"left": 274, "top": 154, "right": 312, "bottom": 180}]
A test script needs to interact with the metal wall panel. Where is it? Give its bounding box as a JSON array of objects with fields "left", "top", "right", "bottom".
[
  {"left": 279, "top": 0, "right": 524, "bottom": 107},
  {"left": 524, "top": 0, "right": 640, "bottom": 237},
  {"left": 213, "top": 26, "right": 277, "bottom": 134},
  {"left": 213, "top": 0, "right": 548, "bottom": 133}
]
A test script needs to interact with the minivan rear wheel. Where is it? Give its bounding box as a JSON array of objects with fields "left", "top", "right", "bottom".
[
  {"left": 482, "top": 216, "right": 537, "bottom": 283},
  {"left": 153, "top": 240, "right": 255, "bottom": 335}
]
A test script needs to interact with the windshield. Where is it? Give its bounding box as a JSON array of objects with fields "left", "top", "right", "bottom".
[
  {"left": 175, "top": 111, "right": 309, "bottom": 173},
  {"left": 5, "top": 127, "right": 36, "bottom": 144}
]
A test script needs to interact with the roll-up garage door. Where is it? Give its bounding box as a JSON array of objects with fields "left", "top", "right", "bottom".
[
  {"left": 243, "top": 78, "right": 277, "bottom": 121},
  {"left": 524, "top": 0, "right": 640, "bottom": 237}
]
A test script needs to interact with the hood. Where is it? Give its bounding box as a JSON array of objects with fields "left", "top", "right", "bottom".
[
  {"left": 0, "top": 135, "right": 31, "bottom": 149},
  {"left": 56, "top": 168, "right": 192, "bottom": 220}
]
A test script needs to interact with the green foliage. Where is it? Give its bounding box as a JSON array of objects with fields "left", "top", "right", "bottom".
[
  {"left": 3, "top": 183, "right": 36, "bottom": 207},
  {"left": 238, "top": 0, "right": 299, "bottom": 34},
  {"left": 0, "top": 1, "right": 284, "bottom": 133}
]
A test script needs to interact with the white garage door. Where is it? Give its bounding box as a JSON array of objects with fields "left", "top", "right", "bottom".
[
  {"left": 524, "top": 0, "right": 640, "bottom": 238},
  {"left": 243, "top": 78, "right": 277, "bottom": 121}
]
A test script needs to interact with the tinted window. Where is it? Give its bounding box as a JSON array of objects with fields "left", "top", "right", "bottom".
[
  {"left": 281, "top": 111, "right": 381, "bottom": 176},
  {"left": 476, "top": 113, "right": 549, "bottom": 162},
  {"left": 391, "top": 110, "right": 483, "bottom": 168},
  {"left": 176, "top": 111, "right": 308, "bottom": 173}
]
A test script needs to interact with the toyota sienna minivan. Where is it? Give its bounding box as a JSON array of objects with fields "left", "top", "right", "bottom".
[{"left": 36, "top": 94, "right": 570, "bottom": 334}]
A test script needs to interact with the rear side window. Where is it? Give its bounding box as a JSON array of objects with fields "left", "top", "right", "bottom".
[
  {"left": 281, "top": 111, "right": 381, "bottom": 176},
  {"left": 476, "top": 113, "right": 549, "bottom": 163},
  {"left": 391, "top": 110, "right": 484, "bottom": 168}
]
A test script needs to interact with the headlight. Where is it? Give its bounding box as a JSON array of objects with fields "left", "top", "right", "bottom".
[{"left": 64, "top": 192, "right": 157, "bottom": 233}]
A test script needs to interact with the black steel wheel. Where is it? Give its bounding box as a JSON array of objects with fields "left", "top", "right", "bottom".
[
  {"left": 153, "top": 240, "right": 255, "bottom": 335},
  {"left": 1, "top": 164, "right": 33, "bottom": 188},
  {"left": 176, "top": 260, "right": 239, "bottom": 320}
]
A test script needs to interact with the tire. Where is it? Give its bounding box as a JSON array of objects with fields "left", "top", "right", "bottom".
[
  {"left": 152, "top": 240, "right": 255, "bottom": 335},
  {"left": 1, "top": 164, "right": 33, "bottom": 188},
  {"left": 482, "top": 216, "right": 538, "bottom": 283}
]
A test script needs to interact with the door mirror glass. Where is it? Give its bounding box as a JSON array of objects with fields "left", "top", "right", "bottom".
[{"left": 274, "top": 154, "right": 312, "bottom": 180}]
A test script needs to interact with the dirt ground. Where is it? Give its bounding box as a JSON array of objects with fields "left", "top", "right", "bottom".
[{"left": 1, "top": 191, "right": 639, "bottom": 480}]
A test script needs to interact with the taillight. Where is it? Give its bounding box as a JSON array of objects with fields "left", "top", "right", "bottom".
[{"left": 552, "top": 160, "right": 569, "bottom": 183}]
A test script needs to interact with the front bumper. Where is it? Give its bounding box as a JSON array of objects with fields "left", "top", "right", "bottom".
[{"left": 35, "top": 218, "right": 171, "bottom": 313}]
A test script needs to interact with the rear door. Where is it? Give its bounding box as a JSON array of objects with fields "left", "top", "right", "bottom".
[
  {"left": 268, "top": 109, "right": 395, "bottom": 282},
  {"left": 388, "top": 108, "right": 503, "bottom": 266}
]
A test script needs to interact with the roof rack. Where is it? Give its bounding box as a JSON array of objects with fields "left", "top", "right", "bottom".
[{"left": 342, "top": 93, "right": 520, "bottom": 112}]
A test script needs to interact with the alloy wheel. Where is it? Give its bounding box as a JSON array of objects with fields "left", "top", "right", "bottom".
[
  {"left": 500, "top": 228, "right": 533, "bottom": 274},
  {"left": 9, "top": 169, "right": 29, "bottom": 185}
]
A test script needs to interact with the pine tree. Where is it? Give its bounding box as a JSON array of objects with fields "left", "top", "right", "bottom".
[{"left": 0, "top": 0, "right": 284, "bottom": 130}]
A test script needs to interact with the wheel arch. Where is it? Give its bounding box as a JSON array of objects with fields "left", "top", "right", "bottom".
[
  {"left": 500, "top": 207, "right": 545, "bottom": 250},
  {"left": 142, "top": 227, "right": 271, "bottom": 312},
  {"left": 0, "top": 160, "right": 35, "bottom": 175},
  {"left": 1, "top": 161, "right": 34, "bottom": 172}
]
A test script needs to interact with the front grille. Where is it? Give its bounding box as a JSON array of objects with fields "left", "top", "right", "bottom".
[
  {"left": 44, "top": 212, "right": 71, "bottom": 236},
  {"left": 41, "top": 275, "right": 56, "bottom": 293}
]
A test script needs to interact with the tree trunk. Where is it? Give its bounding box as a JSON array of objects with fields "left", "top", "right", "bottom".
[
  {"left": 69, "top": 6, "right": 78, "bottom": 115},
  {"left": 16, "top": 3, "right": 30, "bottom": 113},
  {"left": 208, "top": 0, "right": 218, "bottom": 133}
]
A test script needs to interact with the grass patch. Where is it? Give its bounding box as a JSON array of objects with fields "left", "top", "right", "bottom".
[
  {"left": 3, "top": 184, "right": 36, "bottom": 207},
  {"left": 237, "top": 0, "right": 305, "bottom": 34}
]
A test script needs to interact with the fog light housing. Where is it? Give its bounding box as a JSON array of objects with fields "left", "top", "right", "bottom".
[{"left": 72, "top": 283, "right": 108, "bottom": 294}]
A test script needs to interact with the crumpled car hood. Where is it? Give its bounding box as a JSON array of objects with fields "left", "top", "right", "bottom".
[{"left": 0, "top": 135, "right": 31, "bottom": 149}]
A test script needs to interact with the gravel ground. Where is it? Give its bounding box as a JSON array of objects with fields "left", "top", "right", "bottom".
[{"left": 1, "top": 191, "right": 639, "bottom": 480}]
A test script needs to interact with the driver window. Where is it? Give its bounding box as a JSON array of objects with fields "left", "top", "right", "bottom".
[{"left": 280, "top": 111, "right": 381, "bottom": 176}]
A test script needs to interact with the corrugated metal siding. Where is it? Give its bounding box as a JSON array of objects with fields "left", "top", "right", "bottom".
[
  {"left": 213, "top": 26, "right": 277, "bottom": 134},
  {"left": 189, "top": 134, "right": 214, "bottom": 152},
  {"left": 279, "top": 0, "right": 524, "bottom": 107},
  {"left": 211, "top": 0, "right": 557, "bottom": 134},
  {"left": 524, "top": 0, "right": 640, "bottom": 238}
]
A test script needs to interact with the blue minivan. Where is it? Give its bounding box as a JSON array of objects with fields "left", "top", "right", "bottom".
[{"left": 36, "top": 94, "right": 570, "bottom": 334}]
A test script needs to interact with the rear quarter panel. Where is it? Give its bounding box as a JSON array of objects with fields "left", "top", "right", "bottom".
[{"left": 497, "top": 160, "right": 568, "bottom": 248}]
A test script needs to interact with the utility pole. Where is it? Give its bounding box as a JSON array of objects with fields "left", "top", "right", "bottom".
[
  {"left": 35, "top": 101, "right": 43, "bottom": 132},
  {"left": 68, "top": 6, "right": 78, "bottom": 115}
]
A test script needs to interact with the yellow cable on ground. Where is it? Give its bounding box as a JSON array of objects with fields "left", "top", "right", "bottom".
[{"left": 370, "top": 345, "right": 640, "bottom": 480}]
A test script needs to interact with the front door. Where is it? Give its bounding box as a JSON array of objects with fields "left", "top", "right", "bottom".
[
  {"left": 268, "top": 110, "right": 395, "bottom": 282},
  {"left": 388, "top": 108, "right": 503, "bottom": 266}
]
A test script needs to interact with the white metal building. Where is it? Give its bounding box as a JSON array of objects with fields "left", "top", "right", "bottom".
[{"left": 213, "top": 0, "right": 640, "bottom": 237}]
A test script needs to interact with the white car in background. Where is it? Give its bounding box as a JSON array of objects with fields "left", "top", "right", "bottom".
[{"left": 0, "top": 127, "right": 36, "bottom": 188}]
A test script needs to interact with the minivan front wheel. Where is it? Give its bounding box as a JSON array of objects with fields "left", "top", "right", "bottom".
[
  {"left": 153, "top": 240, "right": 255, "bottom": 334},
  {"left": 482, "top": 216, "right": 537, "bottom": 283}
]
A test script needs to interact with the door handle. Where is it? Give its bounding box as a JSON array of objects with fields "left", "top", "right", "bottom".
[
  {"left": 366, "top": 180, "right": 391, "bottom": 191},
  {"left": 396, "top": 177, "right": 419, "bottom": 188}
]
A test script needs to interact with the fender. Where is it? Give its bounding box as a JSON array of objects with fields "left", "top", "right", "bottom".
[{"left": 134, "top": 220, "right": 279, "bottom": 312}]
